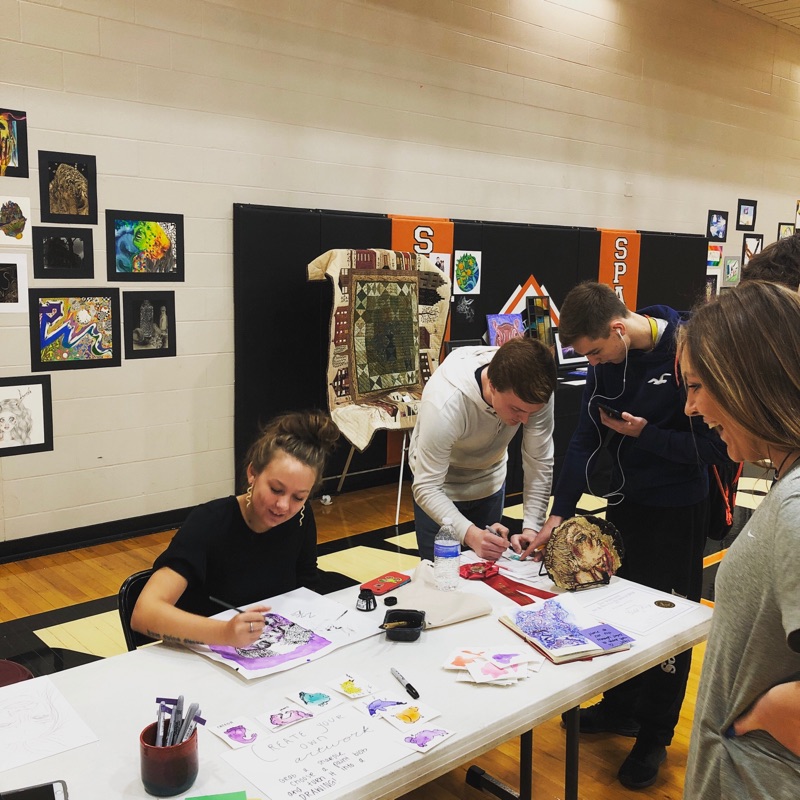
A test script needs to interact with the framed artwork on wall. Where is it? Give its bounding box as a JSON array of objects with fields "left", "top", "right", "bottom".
[
  {"left": 777, "top": 222, "right": 795, "bottom": 240},
  {"left": 0, "top": 253, "right": 29, "bottom": 314},
  {"left": 486, "top": 313, "right": 524, "bottom": 346},
  {"left": 706, "top": 210, "right": 728, "bottom": 242},
  {"left": 742, "top": 233, "right": 763, "bottom": 266},
  {"left": 0, "top": 195, "right": 32, "bottom": 246},
  {"left": 32, "top": 226, "right": 94, "bottom": 280},
  {"left": 735, "top": 199, "right": 757, "bottom": 231},
  {"left": 0, "top": 109, "right": 29, "bottom": 178},
  {"left": 0, "top": 375, "right": 53, "bottom": 457},
  {"left": 122, "top": 290, "right": 176, "bottom": 359},
  {"left": 705, "top": 268, "right": 721, "bottom": 301},
  {"left": 723, "top": 256, "right": 740, "bottom": 285},
  {"left": 105, "top": 209, "right": 185, "bottom": 282},
  {"left": 28, "top": 287, "right": 121, "bottom": 371},
  {"left": 443, "top": 338, "right": 482, "bottom": 356},
  {"left": 37, "top": 151, "right": 98, "bottom": 225}
]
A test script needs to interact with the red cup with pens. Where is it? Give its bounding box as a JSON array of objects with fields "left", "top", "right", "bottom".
[{"left": 140, "top": 695, "right": 204, "bottom": 796}]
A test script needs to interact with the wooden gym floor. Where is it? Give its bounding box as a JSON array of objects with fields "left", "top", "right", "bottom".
[{"left": 0, "top": 477, "right": 771, "bottom": 800}]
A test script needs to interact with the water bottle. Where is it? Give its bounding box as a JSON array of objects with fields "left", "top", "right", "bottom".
[{"left": 433, "top": 517, "right": 460, "bottom": 591}]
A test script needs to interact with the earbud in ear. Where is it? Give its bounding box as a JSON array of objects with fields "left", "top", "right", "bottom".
[{"left": 616, "top": 330, "right": 623, "bottom": 340}]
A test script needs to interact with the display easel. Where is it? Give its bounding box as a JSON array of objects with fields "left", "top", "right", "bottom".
[{"left": 335, "top": 430, "right": 410, "bottom": 527}]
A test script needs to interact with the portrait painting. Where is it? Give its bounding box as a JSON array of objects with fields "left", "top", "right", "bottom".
[
  {"left": 0, "top": 253, "right": 29, "bottom": 314},
  {"left": 37, "top": 151, "right": 98, "bottom": 225},
  {"left": 736, "top": 199, "right": 757, "bottom": 231},
  {"left": 28, "top": 288, "right": 121, "bottom": 371},
  {"left": 106, "top": 209, "right": 185, "bottom": 282},
  {"left": 706, "top": 210, "right": 728, "bottom": 242},
  {"left": 0, "top": 109, "right": 29, "bottom": 178},
  {"left": 486, "top": 313, "right": 525, "bottom": 346},
  {"left": 777, "top": 222, "right": 795, "bottom": 240},
  {"left": 0, "top": 195, "right": 32, "bottom": 247},
  {"left": 742, "top": 234, "right": 763, "bottom": 266},
  {"left": 0, "top": 375, "right": 53, "bottom": 457},
  {"left": 32, "top": 226, "right": 94, "bottom": 280},
  {"left": 122, "top": 290, "right": 176, "bottom": 359}
]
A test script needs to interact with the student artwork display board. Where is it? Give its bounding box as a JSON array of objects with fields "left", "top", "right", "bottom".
[{"left": 233, "top": 205, "right": 708, "bottom": 488}]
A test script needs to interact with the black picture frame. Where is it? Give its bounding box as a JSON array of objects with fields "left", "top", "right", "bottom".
[
  {"left": 0, "top": 375, "right": 53, "bottom": 457},
  {"left": 0, "top": 108, "right": 29, "bottom": 178},
  {"left": 105, "top": 209, "right": 185, "bottom": 282},
  {"left": 443, "top": 338, "right": 482, "bottom": 356},
  {"left": 28, "top": 287, "right": 121, "bottom": 371},
  {"left": 777, "top": 222, "right": 795, "bottom": 240},
  {"left": 742, "top": 233, "right": 764, "bottom": 266},
  {"left": 122, "top": 290, "right": 177, "bottom": 359},
  {"left": 736, "top": 199, "right": 757, "bottom": 231},
  {"left": 554, "top": 330, "right": 588, "bottom": 368},
  {"left": 706, "top": 210, "right": 728, "bottom": 242},
  {"left": 32, "top": 226, "right": 94, "bottom": 280},
  {"left": 37, "top": 150, "right": 98, "bottom": 224}
]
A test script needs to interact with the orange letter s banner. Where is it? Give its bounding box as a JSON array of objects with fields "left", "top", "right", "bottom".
[{"left": 598, "top": 230, "right": 641, "bottom": 311}]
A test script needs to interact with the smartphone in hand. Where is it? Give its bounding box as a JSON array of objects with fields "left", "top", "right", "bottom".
[{"left": 595, "top": 402, "right": 624, "bottom": 421}]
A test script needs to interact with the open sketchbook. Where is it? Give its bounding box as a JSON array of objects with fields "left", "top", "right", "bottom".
[
  {"left": 499, "top": 596, "right": 634, "bottom": 664},
  {"left": 189, "top": 588, "right": 381, "bottom": 679}
]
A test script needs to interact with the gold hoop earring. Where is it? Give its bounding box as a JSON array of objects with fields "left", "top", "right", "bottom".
[
  {"left": 246, "top": 482, "right": 253, "bottom": 509},
  {"left": 299, "top": 504, "right": 305, "bottom": 527}
]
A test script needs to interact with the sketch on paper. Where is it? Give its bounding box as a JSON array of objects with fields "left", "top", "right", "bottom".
[
  {"left": 193, "top": 587, "right": 381, "bottom": 679},
  {"left": 0, "top": 375, "right": 53, "bottom": 458},
  {"left": 0, "top": 677, "right": 97, "bottom": 771}
]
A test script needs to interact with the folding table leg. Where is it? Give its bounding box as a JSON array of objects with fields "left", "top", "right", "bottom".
[
  {"left": 465, "top": 729, "right": 533, "bottom": 800},
  {"left": 395, "top": 432, "right": 408, "bottom": 526},
  {"left": 563, "top": 706, "right": 579, "bottom": 800},
  {"left": 336, "top": 444, "right": 356, "bottom": 493}
]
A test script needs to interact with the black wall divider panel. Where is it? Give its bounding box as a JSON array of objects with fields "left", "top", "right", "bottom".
[
  {"left": 235, "top": 204, "right": 708, "bottom": 495},
  {"left": 233, "top": 205, "right": 392, "bottom": 490}
]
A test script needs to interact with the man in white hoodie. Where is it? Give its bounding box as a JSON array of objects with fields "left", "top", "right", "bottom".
[{"left": 408, "top": 338, "right": 557, "bottom": 562}]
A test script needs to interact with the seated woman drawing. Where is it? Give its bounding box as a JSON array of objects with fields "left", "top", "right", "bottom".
[{"left": 131, "top": 410, "right": 340, "bottom": 648}]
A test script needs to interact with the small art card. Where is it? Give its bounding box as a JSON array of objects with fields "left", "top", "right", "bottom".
[
  {"left": 356, "top": 693, "right": 411, "bottom": 718},
  {"left": 256, "top": 703, "right": 314, "bottom": 732},
  {"left": 723, "top": 256, "right": 740, "bottom": 284},
  {"left": 380, "top": 701, "right": 441, "bottom": 731},
  {"left": 401, "top": 724, "right": 455, "bottom": 753},
  {"left": 465, "top": 659, "right": 527, "bottom": 684},
  {"left": 208, "top": 717, "right": 265, "bottom": 749},
  {"left": 706, "top": 244, "right": 723, "bottom": 268},
  {"left": 442, "top": 648, "right": 491, "bottom": 670},
  {"left": 286, "top": 686, "right": 343, "bottom": 714},
  {"left": 327, "top": 672, "right": 379, "bottom": 699}
]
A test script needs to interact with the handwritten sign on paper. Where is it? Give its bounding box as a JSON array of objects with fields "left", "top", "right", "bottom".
[
  {"left": 582, "top": 623, "right": 635, "bottom": 650},
  {"left": 222, "top": 706, "right": 411, "bottom": 800}
]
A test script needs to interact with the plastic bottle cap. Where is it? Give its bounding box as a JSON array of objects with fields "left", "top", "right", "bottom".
[{"left": 384, "top": 596, "right": 398, "bottom": 606}]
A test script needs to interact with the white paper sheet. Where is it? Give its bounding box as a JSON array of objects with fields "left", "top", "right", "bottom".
[
  {"left": 222, "top": 705, "right": 411, "bottom": 800},
  {"left": 0, "top": 676, "right": 97, "bottom": 771},
  {"left": 189, "top": 588, "right": 381, "bottom": 679}
]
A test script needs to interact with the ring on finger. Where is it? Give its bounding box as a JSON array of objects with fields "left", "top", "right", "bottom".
[{"left": 249, "top": 621, "right": 254, "bottom": 633}]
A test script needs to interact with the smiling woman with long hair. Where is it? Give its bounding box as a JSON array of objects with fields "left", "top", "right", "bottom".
[
  {"left": 131, "top": 411, "right": 339, "bottom": 649},
  {"left": 678, "top": 281, "right": 800, "bottom": 799}
]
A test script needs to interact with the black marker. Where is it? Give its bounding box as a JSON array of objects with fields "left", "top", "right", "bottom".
[{"left": 391, "top": 667, "right": 419, "bottom": 699}]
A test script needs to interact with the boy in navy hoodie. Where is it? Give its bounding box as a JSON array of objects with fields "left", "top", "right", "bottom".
[{"left": 513, "top": 282, "right": 728, "bottom": 790}]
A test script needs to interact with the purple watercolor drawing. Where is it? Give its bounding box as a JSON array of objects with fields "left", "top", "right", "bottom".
[
  {"left": 209, "top": 612, "right": 331, "bottom": 670},
  {"left": 269, "top": 708, "right": 312, "bottom": 727},
  {"left": 225, "top": 724, "right": 257, "bottom": 744},
  {"left": 405, "top": 728, "right": 447, "bottom": 748}
]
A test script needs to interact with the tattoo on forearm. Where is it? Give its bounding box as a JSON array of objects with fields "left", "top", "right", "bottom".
[{"left": 147, "top": 630, "right": 204, "bottom": 646}]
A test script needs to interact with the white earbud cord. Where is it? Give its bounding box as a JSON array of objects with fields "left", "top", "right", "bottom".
[{"left": 584, "top": 331, "right": 628, "bottom": 505}]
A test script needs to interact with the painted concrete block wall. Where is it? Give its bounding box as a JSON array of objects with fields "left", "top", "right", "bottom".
[{"left": 0, "top": 0, "right": 798, "bottom": 542}]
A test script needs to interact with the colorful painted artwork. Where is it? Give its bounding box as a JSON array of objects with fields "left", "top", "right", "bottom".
[
  {"left": 778, "top": 222, "right": 795, "bottom": 240},
  {"left": 0, "top": 195, "right": 32, "bottom": 246},
  {"left": 486, "top": 313, "right": 524, "bottom": 346},
  {"left": 723, "top": 256, "right": 740, "bottom": 284},
  {"left": 706, "top": 244, "right": 723, "bottom": 268},
  {"left": 28, "top": 288, "right": 121, "bottom": 371},
  {"left": 706, "top": 210, "right": 727, "bottom": 241},
  {"left": 106, "top": 209, "right": 185, "bottom": 281},
  {"left": 0, "top": 109, "right": 28, "bottom": 178},
  {"left": 453, "top": 250, "right": 481, "bottom": 294}
]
